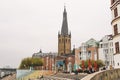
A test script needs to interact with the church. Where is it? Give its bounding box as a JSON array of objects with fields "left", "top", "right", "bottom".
[
  {"left": 56, "top": 6, "right": 75, "bottom": 72},
  {"left": 32, "top": 6, "right": 75, "bottom": 72}
]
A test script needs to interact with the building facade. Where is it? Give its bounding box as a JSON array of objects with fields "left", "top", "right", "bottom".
[
  {"left": 56, "top": 6, "right": 75, "bottom": 72},
  {"left": 110, "top": 0, "right": 120, "bottom": 68},
  {"left": 32, "top": 6, "right": 75, "bottom": 72},
  {"left": 58, "top": 6, "right": 71, "bottom": 56},
  {"left": 32, "top": 50, "right": 57, "bottom": 70},
  {"left": 75, "top": 38, "right": 99, "bottom": 66},
  {"left": 55, "top": 54, "right": 75, "bottom": 72},
  {"left": 98, "top": 35, "right": 114, "bottom": 69}
]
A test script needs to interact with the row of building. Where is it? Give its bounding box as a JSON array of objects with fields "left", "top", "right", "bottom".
[{"left": 32, "top": 0, "right": 120, "bottom": 72}]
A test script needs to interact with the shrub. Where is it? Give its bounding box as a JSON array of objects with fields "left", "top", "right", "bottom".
[{"left": 19, "top": 57, "right": 43, "bottom": 69}]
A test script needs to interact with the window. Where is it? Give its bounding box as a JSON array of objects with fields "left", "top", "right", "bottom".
[
  {"left": 61, "top": 53, "right": 63, "bottom": 55},
  {"left": 68, "top": 39, "right": 70, "bottom": 43},
  {"left": 79, "top": 52, "right": 81, "bottom": 60},
  {"left": 114, "top": 24, "right": 118, "bottom": 35},
  {"left": 80, "top": 52, "right": 81, "bottom": 54},
  {"left": 106, "top": 49, "right": 108, "bottom": 53},
  {"left": 88, "top": 51, "right": 91, "bottom": 57},
  {"left": 101, "top": 44, "right": 103, "bottom": 48},
  {"left": 88, "top": 51, "right": 91, "bottom": 53},
  {"left": 118, "top": 63, "right": 119, "bottom": 66},
  {"left": 115, "top": 42, "right": 119, "bottom": 53},
  {"left": 110, "top": 42, "right": 113, "bottom": 47},
  {"left": 80, "top": 57, "right": 81, "bottom": 60},
  {"left": 111, "top": 0, "right": 115, "bottom": 5},
  {"left": 110, "top": 49, "right": 111, "bottom": 53},
  {"left": 114, "top": 8, "right": 118, "bottom": 17},
  {"left": 66, "top": 39, "right": 67, "bottom": 43},
  {"left": 111, "top": 48, "right": 113, "bottom": 53},
  {"left": 59, "top": 39, "right": 61, "bottom": 43},
  {"left": 104, "top": 43, "right": 108, "bottom": 48},
  {"left": 62, "top": 38, "right": 64, "bottom": 43}
]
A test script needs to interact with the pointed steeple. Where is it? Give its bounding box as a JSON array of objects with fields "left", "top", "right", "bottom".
[
  {"left": 58, "top": 5, "right": 71, "bottom": 55},
  {"left": 61, "top": 5, "right": 68, "bottom": 36}
]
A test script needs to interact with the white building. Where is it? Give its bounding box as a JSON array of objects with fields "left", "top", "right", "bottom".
[
  {"left": 78, "top": 38, "right": 98, "bottom": 61},
  {"left": 75, "top": 38, "right": 99, "bottom": 68},
  {"left": 110, "top": 0, "right": 120, "bottom": 68},
  {"left": 98, "top": 35, "right": 114, "bottom": 69},
  {"left": 80, "top": 43, "right": 88, "bottom": 60}
]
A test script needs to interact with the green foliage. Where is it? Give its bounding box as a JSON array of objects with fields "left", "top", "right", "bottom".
[
  {"left": 96, "top": 60, "right": 105, "bottom": 67},
  {"left": 19, "top": 57, "right": 43, "bottom": 69}
]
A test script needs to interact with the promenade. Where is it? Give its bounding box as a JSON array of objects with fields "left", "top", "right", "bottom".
[
  {"left": 40, "top": 73, "right": 87, "bottom": 80},
  {"left": 1, "top": 74, "right": 16, "bottom": 80},
  {"left": 16, "top": 69, "right": 87, "bottom": 80},
  {"left": 81, "top": 69, "right": 120, "bottom": 80},
  {"left": 81, "top": 71, "right": 103, "bottom": 80}
]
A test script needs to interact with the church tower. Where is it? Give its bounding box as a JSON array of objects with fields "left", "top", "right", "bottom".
[
  {"left": 58, "top": 6, "right": 71, "bottom": 56},
  {"left": 110, "top": 0, "right": 120, "bottom": 68}
]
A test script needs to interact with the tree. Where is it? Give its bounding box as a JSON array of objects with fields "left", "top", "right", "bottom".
[{"left": 19, "top": 57, "right": 43, "bottom": 69}]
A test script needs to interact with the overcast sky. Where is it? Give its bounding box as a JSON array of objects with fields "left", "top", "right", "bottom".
[{"left": 0, "top": 0, "right": 112, "bottom": 68}]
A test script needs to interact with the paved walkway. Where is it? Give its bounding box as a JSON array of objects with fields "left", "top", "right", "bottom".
[
  {"left": 2, "top": 74, "right": 16, "bottom": 80},
  {"left": 39, "top": 73, "right": 87, "bottom": 80},
  {"left": 81, "top": 71, "right": 104, "bottom": 80}
]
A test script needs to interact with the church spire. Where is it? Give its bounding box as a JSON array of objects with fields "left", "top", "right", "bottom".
[
  {"left": 61, "top": 6, "right": 68, "bottom": 36},
  {"left": 58, "top": 6, "right": 71, "bottom": 55}
]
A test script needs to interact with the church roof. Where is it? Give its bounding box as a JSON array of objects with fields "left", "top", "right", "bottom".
[
  {"left": 85, "top": 38, "right": 99, "bottom": 47},
  {"left": 32, "top": 51, "right": 57, "bottom": 58},
  {"left": 61, "top": 6, "right": 68, "bottom": 36},
  {"left": 62, "top": 53, "right": 75, "bottom": 57}
]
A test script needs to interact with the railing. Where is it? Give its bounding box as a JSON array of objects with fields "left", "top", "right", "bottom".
[{"left": 81, "top": 69, "right": 120, "bottom": 80}]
